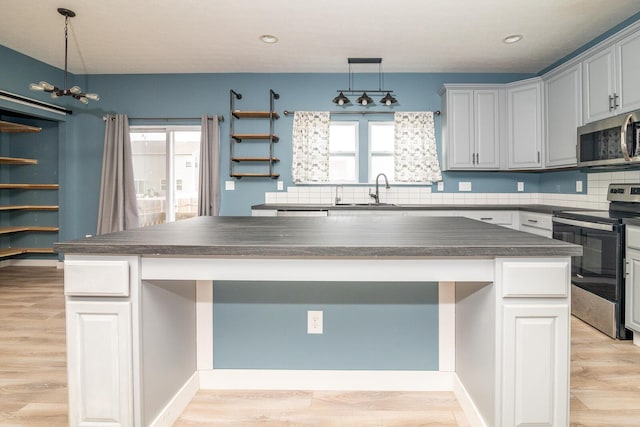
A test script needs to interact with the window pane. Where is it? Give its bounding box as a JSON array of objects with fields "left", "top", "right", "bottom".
[
  {"left": 371, "top": 155, "right": 395, "bottom": 181},
  {"left": 330, "top": 156, "right": 356, "bottom": 182},
  {"left": 131, "top": 131, "right": 167, "bottom": 227},
  {"left": 174, "top": 131, "right": 200, "bottom": 221},
  {"left": 370, "top": 122, "right": 394, "bottom": 152},
  {"left": 329, "top": 123, "right": 356, "bottom": 152}
]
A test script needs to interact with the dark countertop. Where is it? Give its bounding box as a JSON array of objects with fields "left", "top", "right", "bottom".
[
  {"left": 251, "top": 203, "right": 576, "bottom": 214},
  {"left": 55, "top": 216, "right": 581, "bottom": 258}
]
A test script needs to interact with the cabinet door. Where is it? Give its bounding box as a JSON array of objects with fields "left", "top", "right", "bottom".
[
  {"left": 583, "top": 46, "right": 616, "bottom": 123},
  {"left": 617, "top": 30, "right": 640, "bottom": 113},
  {"left": 66, "top": 301, "right": 133, "bottom": 427},
  {"left": 447, "top": 90, "right": 475, "bottom": 169},
  {"left": 625, "top": 248, "right": 640, "bottom": 333},
  {"left": 502, "top": 304, "right": 569, "bottom": 427},
  {"left": 474, "top": 90, "right": 501, "bottom": 169},
  {"left": 545, "top": 65, "right": 581, "bottom": 167},
  {"left": 508, "top": 81, "right": 543, "bottom": 169}
]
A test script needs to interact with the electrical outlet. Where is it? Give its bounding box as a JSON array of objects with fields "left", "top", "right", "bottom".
[
  {"left": 307, "top": 310, "right": 323, "bottom": 334},
  {"left": 517, "top": 182, "right": 524, "bottom": 192},
  {"left": 437, "top": 181, "right": 444, "bottom": 192},
  {"left": 458, "top": 182, "right": 472, "bottom": 192},
  {"left": 225, "top": 180, "right": 235, "bottom": 191},
  {"left": 576, "top": 180, "right": 583, "bottom": 192},
  {"left": 277, "top": 180, "right": 284, "bottom": 191}
]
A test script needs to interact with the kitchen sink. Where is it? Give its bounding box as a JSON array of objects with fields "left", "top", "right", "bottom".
[{"left": 334, "top": 203, "right": 400, "bottom": 207}]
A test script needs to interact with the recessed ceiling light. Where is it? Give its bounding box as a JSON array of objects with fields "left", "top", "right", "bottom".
[
  {"left": 503, "top": 34, "right": 523, "bottom": 44},
  {"left": 259, "top": 34, "right": 279, "bottom": 44}
]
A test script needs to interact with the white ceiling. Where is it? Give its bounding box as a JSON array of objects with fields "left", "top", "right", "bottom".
[{"left": 1, "top": 0, "right": 640, "bottom": 75}]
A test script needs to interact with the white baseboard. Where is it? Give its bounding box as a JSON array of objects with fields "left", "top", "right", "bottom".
[
  {"left": 199, "top": 369, "right": 453, "bottom": 391},
  {"left": 148, "top": 372, "right": 199, "bottom": 427},
  {"left": 452, "top": 374, "right": 488, "bottom": 427}
]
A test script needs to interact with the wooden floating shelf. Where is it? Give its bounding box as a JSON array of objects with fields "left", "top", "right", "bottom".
[
  {"left": 231, "top": 134, "right": 279, "bottom": 142},
  {"left": 231, "top": 173, "right": 280, "bottom": 179},
  {"left": 231, "top": 157, "right": 280, "bottom": 163},
  {"left": 232, "top": 111, "right": 280, "bottom": 120},
  {"left": 0, "top": 226, "right": 59, "bottom": 235},
  {"left": 0, "top": 156, "right": 38, "bottom": 165},
  {"left": 0, "top": 205, "right": 59, "bottom": 211},
  {"left": 0, "top": 183, "right": 59, "bottom": 190},
  {"left": 0, "top": 120, "right": 42, "bottom": 133},
  {"left": 0, "top": 247, "right": 55, "bottom": 258}
]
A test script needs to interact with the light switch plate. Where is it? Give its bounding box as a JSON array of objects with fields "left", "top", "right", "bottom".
[
  {"left": 225, "top": 180, "right": 235, "bottom": 191},
  {"left": 517, "top": 182, "right": 524, "bottom": 192},
  {"left": 458, "top": 182, "right": 472, "bottom": 192},
  {"left": 277, "top": 180, "right": 284, "bottom": 191},
  {"left": 576, "top": 180, "right": 583, "bottom": 192},
  {"left": 437, "top": 182, "right": 444, "bottom": 191}
]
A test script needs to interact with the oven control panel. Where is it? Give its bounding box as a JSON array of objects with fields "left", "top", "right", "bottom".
[{"left": 607, "top": 183, "right": 640, "bottom": 202}]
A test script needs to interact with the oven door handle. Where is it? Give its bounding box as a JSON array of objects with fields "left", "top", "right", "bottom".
[{"left": 552, "top": 217, "right": 614, "bottom": 231}]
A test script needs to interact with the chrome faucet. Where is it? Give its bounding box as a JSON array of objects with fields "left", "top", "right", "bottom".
[{"left": 369, "top": 173, "right": 390, "bottom": 204}]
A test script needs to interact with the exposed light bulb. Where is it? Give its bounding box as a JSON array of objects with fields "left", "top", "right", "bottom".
[
  {"left": 85, "top": 93, "right": 100, "bottom": 101},
  {"left": 50, "top": 92, "right": 59, "bottom": 99},
  {"left": 29, "top": 83, "right": 44, "bottom": 91},
  {"left": 338, "top": 99, "right": 344, "bottom": 106},
  {"left": 361, "top": 99, "right": 368, "bottom": 106},
  {"left": 79, "top": 97, "right": 89, "bottom": 104},
  {"left": 385, "top": 99, "right": 392, "bottom": 106},
  {"left": 40, "top": 81, "right": 54, "bottom": 91},
  {"left": 70, "top": 86, "right": 81, "bottom": 94}
]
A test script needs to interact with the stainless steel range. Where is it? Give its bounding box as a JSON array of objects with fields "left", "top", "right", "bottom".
[{"left": 552, "top": 183, "right": 640, "bottom": 339}]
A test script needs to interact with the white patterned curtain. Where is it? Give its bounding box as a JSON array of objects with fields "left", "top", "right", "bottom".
[
  {"left": 393, "top": 112, "right": 442, "bottom": 183},
  {"left": 291, "top": 111, "right": 331, "bottom": 183}
]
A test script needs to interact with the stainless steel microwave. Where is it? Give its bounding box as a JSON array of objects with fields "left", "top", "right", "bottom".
[{"left": 577, "top": 109, "right": 640, "bottom": 167}]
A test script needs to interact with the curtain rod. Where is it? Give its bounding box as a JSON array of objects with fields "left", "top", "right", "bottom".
[
  {"left": 283, "top": 110, "right": 440, "bottom": 116},
  {"left": 103, "top": 115, "right": 224, "bottom": 122}
]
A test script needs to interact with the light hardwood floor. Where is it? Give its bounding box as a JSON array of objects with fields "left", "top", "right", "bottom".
[{"left": 2, "top": 266, "right": 640, "bottom": 426}]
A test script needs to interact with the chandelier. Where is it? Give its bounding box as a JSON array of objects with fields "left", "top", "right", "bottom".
[
  {"left": 29, "top": 8, "right": 99, "bottom": 104},
  {"left": 332, "top": 58, "right": 397, "bottom": 106}
]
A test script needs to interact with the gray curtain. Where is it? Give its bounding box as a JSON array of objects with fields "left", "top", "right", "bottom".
[
  {"left": 197, "top": 115, "right": 220, "bottom": 216},
  {"left": 96, "top": 114, "right": 139, "bottom": 234}
]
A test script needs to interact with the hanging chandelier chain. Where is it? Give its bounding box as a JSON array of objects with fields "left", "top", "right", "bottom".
[{"left": 63, "top": 15, "right": 69, "bottom": 91}]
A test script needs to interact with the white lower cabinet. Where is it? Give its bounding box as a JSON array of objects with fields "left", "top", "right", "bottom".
[
  {"left": 501, "top": 304, "right": 569, "bottom": 426},
  {"left": 66, "top": 300, "right": 133, "bottom": 427},
  {"left": 625, "top": 226, "right": 640, "bottom": 343},
  {"left": 518, "top": 211, "right": 553, "bottom": 238}
]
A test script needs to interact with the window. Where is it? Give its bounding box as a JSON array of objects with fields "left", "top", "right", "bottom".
[
  {"left": 130, "top": 126, "right": 200, "bottom": 226},
  {"left": 369, "top": 121, "right": 395, "bottom": 182},
  {"left": 328, "top": 121, "right": 358, "bottom": 182}
]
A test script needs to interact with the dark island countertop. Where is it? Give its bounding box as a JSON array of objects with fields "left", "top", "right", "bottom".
[
  {"left": 54, "top": 216, "right": 582, "bottom": 258},
  {"left": 251, "top": 203, "right": 580, "bottom": 214}
]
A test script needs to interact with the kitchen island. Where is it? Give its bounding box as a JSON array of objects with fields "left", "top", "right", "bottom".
[{"left": 55, "top": 216, "right": 581, "bottom": 427}]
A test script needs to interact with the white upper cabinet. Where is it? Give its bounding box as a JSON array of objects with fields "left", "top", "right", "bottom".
[
  {"left": 441, "top": 85, "right": 502, "bottom": 170},
  {"left": 544, "top": 64, "right": 582, "bottom": 167},
  {"left": 507, "top": 78, "right": 543, "bottom": 169},
  {"left": 583, "top": 27, "right": 640, "bottom": 123}
]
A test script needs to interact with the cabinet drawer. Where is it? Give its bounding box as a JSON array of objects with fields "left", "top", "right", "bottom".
[
  {"left": 628, "top": 226, "right": 640, "bottom": 251},
  {"left": 519, "top": 211, "right": 552, "bottom": 231},
  {"left": 65, "top": 260, "right": 130, "bottom": 296},
  {"left": 463, "top": 210, "right": 514, "bottom": 225},
  {"left": 502, "top": 260, "right": 570, "bottom": 297}
]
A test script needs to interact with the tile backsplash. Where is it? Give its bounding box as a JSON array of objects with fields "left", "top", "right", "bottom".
[{"left": 264, "top": 170, "right": 640, "bottom": 210}]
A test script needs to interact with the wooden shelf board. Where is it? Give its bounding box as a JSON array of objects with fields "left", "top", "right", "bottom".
[
  {"left": 0, "top": 184, "right": 59, "bottom": 190},
  {"left": 0, "top": 247, "right": 55, "bottom": 258},
  {"left": 231, "top": 157, "right": 280, "bottom": 163},
  {"left": 231, "top": 134, "right": 279, "bottom": 142},
  {"left": 0, "top": 156, "right": 38, "bottom": 165},
  {"left": 231, "top": 173, "right": 280, "bottom": 179},
  {"left": 232, "top": 111, "right": 280, "bottom": 120},
  {"left": 0, "top": 205, "right": 59, "bottom": 211},
  {"left": 0, "top": 226, "right": 59, "bottom": 235},
  {"left": 0, "top": 120, "right": 42, "bottom": 133}
]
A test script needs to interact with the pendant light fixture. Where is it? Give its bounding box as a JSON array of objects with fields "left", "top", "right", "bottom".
[
  {"left": 29, "top": 8, "right": 99, "bottom": 104},
  {"left": 332, "top": 58, "right": 398, "bottom": 106}
]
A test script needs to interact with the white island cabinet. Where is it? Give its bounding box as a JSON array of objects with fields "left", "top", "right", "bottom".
[
  {"left": 625, "top": 225, "right": 640, "bottom": 346},
  {"left": 56, "top": 216, "right": 579, "bottom": 427}
]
